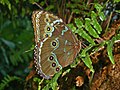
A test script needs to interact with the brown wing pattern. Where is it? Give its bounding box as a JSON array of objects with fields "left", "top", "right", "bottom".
[
  {"left": 32, "top": 10, "right": 81, "bottom": 79},
  {"left": 32, "top": 11, "right": 61, "bottom": 43}
]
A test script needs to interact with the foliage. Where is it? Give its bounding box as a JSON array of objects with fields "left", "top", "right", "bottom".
[
  {"left": 0, "top": 0, "right": 120, "bottom": 90},
  {"left": 0, "top": 75, "right": 22, "bottom": 90},
  {"left": 0, "top": 0, "right": 34, "bottom": 89}
]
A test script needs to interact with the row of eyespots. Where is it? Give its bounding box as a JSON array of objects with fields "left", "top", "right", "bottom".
[
  {"left": 43, "top": 15, "right": 52, "bottom": 38},
  {"left": 43, "top": 26, "right": 52, "bottom": 38},
  {"left": 49, "top": 55, "right": 60, "bottom": 72},
  {"left": 44, "top": 15, "right": 60, "bottom": 72}
]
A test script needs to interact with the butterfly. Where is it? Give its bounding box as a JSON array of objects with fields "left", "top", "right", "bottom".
[{"left": 32, "top": 10, "right": 81, "bottom": 79}]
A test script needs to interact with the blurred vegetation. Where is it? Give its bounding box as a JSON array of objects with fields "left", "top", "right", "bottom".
[{"left": 0, "top": 0, "right": 120, "bottom": 90}]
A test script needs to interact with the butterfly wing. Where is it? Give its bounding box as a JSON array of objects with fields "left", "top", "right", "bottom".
[
  {"left": 32, "top": 11, "right": 81, "bottom": 79},
  {"left": 32, "top": 11, "right": 62, "bottom": 43}
]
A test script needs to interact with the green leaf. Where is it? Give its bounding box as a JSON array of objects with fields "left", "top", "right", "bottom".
[
  {"left": 81, "top": 53, "right": 94, "bottom": 72},
  {"left": 42, "top": 84, "right": 50, "bottom": 90},
  {"left": 0, "top": 75, "right": 21, "bottom": 90},
  {"left": 71, "top": 58, "right": 80, "bottom": 68},
  {"left": 50, "top": 71, "right": 62, "bottom": 86},
  {"left": 15, "top": 0, "right": 19, "bottom": 3},
  {"left": 1, "top": 46, "right": 9, "bottom": 65},
  {"left": 33, "top": 77, "right": 41, "bottom": 82},
  {"left": 91, "top": 10, "right": 105, "bottom": 21},
  {"left": 0, "top": 0, "right": 11, "bottom": 10},
  {"left": 67, "top": 23, "right": 76, "bottom": 33},
  {"left": 40, "top": 1, "right": 45, "bottom": 6},
  {"left": 107, "top": 38, "right": 116, "bottom": 64},
  {"left": 91, "top": 18, "right": 102, "bottom": 34},
  {"left": 75, "top": 18, "right": 84, "bottom": 29},
  {"left": 91, "top": 11, "right": 97, "bottom": 19},
  {"left": 114, "top": 0, "right": 120, "bottom": 3},
  {"left": 80, "top": 45, "right": 93, "bottom": 57},
  {"left": 33, "top": 78, "right": 44, "bottom": 90},
  {"left": 115, "top": 10, "right": 120, "bottom": 13},
  {"left": 42, "top": 71, "right": 62, "bottom": 90},
  {"left": 91, "top": 42, "right": 106, "bottom": 53},
  {"left": 77, "top": 28, "right": 95, "bottom": 45},
  {"left": 24, "top": 44, "right": 34, "bottom": 53},
  {"left": 21, "top": 8, "right": 25, "bottom": 17},
  {"left": 45, "top": 5, "right": 54, "bottom": 11},
  {"left": 94, "top": 3, "right": 103, "bottom": 12},
  {"left": 72, "top": 9, "right": 81, "bottom": 14},
  {"left": 85, "top": 18, "right": 99, "bottom": 38},
  {"left": 98, "top": 12, "right": 106, "bottom": 21},
  {"left": 107, "top": 34, "right": 120, "bottom": 64},
  {"left": 115, "top": 34, "right": 120, "bottom": 40},
  {"left": 74, "top": 18, "right": 95, "bottom": 44},
  {"left": 0, "top": 38, "right": 15, "bottom": 49},
  {"left": 91, "top": 11, "right": 102, "bottom": 34}
]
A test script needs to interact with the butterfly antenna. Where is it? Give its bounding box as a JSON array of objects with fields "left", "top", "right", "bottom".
[{"left": 33, "top": 2, "right": 43, "bottom": 10}]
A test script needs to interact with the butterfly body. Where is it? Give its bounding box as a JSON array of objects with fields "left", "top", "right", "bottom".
[{"left": 32, "top": 10, "right": 81, "bottom": 79}]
